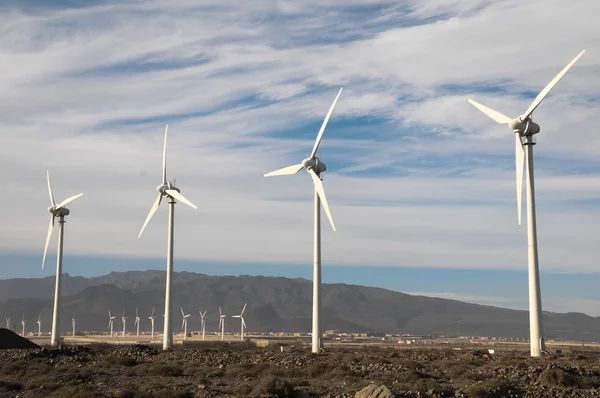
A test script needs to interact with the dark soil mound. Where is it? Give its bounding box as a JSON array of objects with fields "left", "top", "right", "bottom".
[{"left": 0, "top": 328, "right": 39, "bottom": 349}]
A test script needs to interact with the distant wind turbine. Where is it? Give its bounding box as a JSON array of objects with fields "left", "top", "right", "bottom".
[
  {"left": 121, "top": 310, "right": 127, "bottom": 337},
  {"left": 138, "top": 125, "right": 197, "bottom": 350},
  {"left": 42, "top": 170, "right": 83, "bottom": 346},
  {"left": 232, "top": 303, "right": 247, "bottom": 341},
  {"left": 37, "top": 313, "right": 42, "bottom": 337},
  {"left": 149, "top": 308, "right": 156, "bottom": 339},
  {"left": 218, "top": 306, "right": 226, "bottom": 341},
  {"left": 181, "top": 308, "right": 191, "bottom": 340},
  {"left": 108, "top": 310, "right": 115, "bottom": 337},
  {"left": 135, "top": 308, "right": 140, "bottom": 338},
  {"left": 21, "top": 314, "right": 26, "bottom": 337},
  {"left": 264, "top": 87, "right": 342, "bottom": 353},
  {"left": 199, "top": 310, "right": 207, "bottom": 341},
  {"left": 5, "top": 317, "right": 10, "bottom": 330},
  {"left": 467, "top": 50, "right": 585, "bottom": 358},
  {"left": 71, "top": 313, "right": 76, "bottom": 337}
]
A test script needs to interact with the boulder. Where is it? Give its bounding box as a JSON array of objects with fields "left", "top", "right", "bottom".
[{"left": 355, "top": 384, "right": 394, "bottom": 398}]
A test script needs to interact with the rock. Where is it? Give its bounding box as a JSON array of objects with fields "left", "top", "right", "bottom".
[{"left": 355, "top": 384, "right": 394, "bottom": 398}]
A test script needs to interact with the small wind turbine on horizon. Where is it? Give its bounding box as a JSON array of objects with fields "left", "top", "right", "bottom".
[
  {"left": 467, "top": 50, "right": 585, "bottom": 358},
  {"left": 138, "top": 125, "right": 197, "bottom": 350},
  {"left": 21, "top": 314, "right": 26, "bottom": 337},
  {"left": 42, "top": 170, "right": 83, "bottom": 346},
  {"left": 135, "top": 308, "right": 140, "bottom": 338},
  {"left": 199, "top": 310, "right": 207, "bottom": 341},
  {"left": 37, "top": 313, "right": 42, "bottom": 337},
  {"left": 71, "top": 313, "right": 76, "bottom": 337},
  {"left": 181, "top": 308, "right": 191, "bottom": 340},
  {"left": 264, "top": 87, "right": 342, "bottom": 353},
  {"left": 218, "top": 306, "right": 226, "bottom": 341},
  {"left": 232, "top": 303, "right": 247, "bottom": 341},
  {"left": 149, "top": 308, "right": 156, "bottom": 339},
  {"left": 121, "top": 309, "right": 127, "bottom": 337},
  {"left": 5, "top": 317, "right": 10, "bottom": 330},
  {"left": 108, "top": 310, "right": 115, "bottom": 337}
]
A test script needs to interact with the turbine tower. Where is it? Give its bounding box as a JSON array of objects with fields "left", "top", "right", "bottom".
[
  {"left": 232, "top": 303, "right": 247, "bottom": 341},
  {"left": 181, "top": 308, "right": 191, "bottom": 340},
  {"left": 199, "top": 310, "right": 207, "bottom": 341},
  {"left": 108, "top": 310, "right": 115, "bottom": 337},
  {"left": 138, "top": 125, "right": 197, "bottom": 350},
  {"left": 37, "top": 313, "right": 42, "bottom": 337},
  {"left": 21, "top": 314, "right": 26, "bottom": 337},
  {"left": 218, "top": 306, "right": 226, "bottom": 341},
  {"left": 121, "top": 310, "right": 127, "bottom": 338},
  {"left": 264, "top": 87, "right": 342, "bottom": 353},
  {"left": 5, "top": 317, "right": 10, "bottom": 330},
  {"left": 149, "top": 308, "right": 156, "bottom": 339},
  {"left": 42, "top": 170, "right": 83, "bottom": 346},
  {"left": 135, "top": 308, "right": 140, "bottom": 338},
  {"left": 467, "top": 50, "right": 585, "bottom": 357},
  {"left": 71, "top": 313, "right": 76, "bottom": 337}
]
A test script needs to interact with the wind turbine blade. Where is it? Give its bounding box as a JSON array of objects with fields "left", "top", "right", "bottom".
[
  {"left": 46, "top": 170, "right": 55, "bottom": 206},
  {"left": 151, "top": 307, "right": 155, "bottom": 317},
  {"left": 138, "top": 194, "right": 162, "bottom": 238},
  {"left": 242, "top": 318, "right": 246, "bottom": 328},
  {"left": 56, "top": 193, "right": 83, "bottom": 209},
  {"left": 219, "top": 306, "right": 222, "bottom": 317},
  {"left": 182, "top": 320, "right": 185, "bottom": 329},
  {"left": 522, "top": 50, "right": 585, "bottom": 120},
  {"left": 264, "top": 164, "right": 304, "bottom": 177},
  {"left": 162, "top": 124, "right": 168, "bottom": 184},
  {"left": 42, "top": 215, "right": 55, "bottom": 269},
  {"left": 181, "top": 308, "right": 185, "bottom": 317},
  {"left": 232, "top": 315, "right": 240, "bottom": 318},
  {"left": 241, "top": 303, "right": 247, "bottom": 316},
  {"left": 218, "top": 318, "right": 222, "bottom": 329},
  {"left": 165, "top": 190, "right": 197, "bottom": 209},
  {"left": 467, "top": 99, "right": 511, "bottom": 124},
  {"left": 310, "top": 87, "right": 343, "bottom": 159},
  {"left": 309, "top": 169, "right": 336, "bottom": 231},
  {"left": 515, "top": 134, "right": 525, "bottom": 226}
]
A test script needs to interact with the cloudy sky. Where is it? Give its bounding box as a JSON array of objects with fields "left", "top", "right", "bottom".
[{"left": 1, "top": 0, "right": 599, "bottom": 315}]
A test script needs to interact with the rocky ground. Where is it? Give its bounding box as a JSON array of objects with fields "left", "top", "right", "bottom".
[{"left": 1, "top": 341, "right": 600, "bottom": 397}]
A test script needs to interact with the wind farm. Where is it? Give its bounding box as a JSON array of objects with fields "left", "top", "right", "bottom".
[{"left": 1, "top": 0, "right": 599, "bottom": 396}]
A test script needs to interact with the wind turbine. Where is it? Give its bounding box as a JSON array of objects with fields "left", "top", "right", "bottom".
[
  {"left": 108, "top": 310, "right": 115, "bottom": 337},
  {"left": 21, "top": 314, "right": 26, "bottom": 337},
  {"left": 42, "top": 170, "right": 83, "bottom": 347},
  {"left": 135, "top": 308, "right": 140, "bottom": 338},
  {"left": 138, "top": 125, "right": 197, "bottom": 350},
  {"left": 149, "top": 308, "right": 156, "bottom": 339},
  {"left": 199, "top": 310, "right": 207, "bottom": 341},
  {"left": 37, "top": 313, "right": 42, "bottom": 337},
  {"left": 71, "top": 313, "right": 76, "bottom": 337},
  {"left": 181, "top": 308, "right": 191, "bottom": 340},
  {"left": 121, "top": 309, "right": 127, "bottom": 337},
  {"left": 264, "top": 87, "right": 342, "bottom": 353},
  {"left": 467, "top": 50, "right": 585, "bottom": 358},
  {"left": 218, "top": 306, "right": 226, "bottom": 341},
  {"left": 232, "top": 303, "right": 247, "bottom": 341},
  {"left": 5, "top": 317, "right": 10, "bottom": 330}
]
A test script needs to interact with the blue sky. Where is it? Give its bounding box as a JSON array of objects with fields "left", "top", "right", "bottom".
[{"left": 1, "top": 0, "right": 600, "bottom": 315}]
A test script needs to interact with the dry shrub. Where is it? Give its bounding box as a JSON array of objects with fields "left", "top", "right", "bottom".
[
  {"left": 252, "top": 375, "right": 295, "bottom": 397},
  {"left": 147, "top": 363, "right": 184, "bottom": 377},
  {"left": 0, "top": 380, "right": 22, "bottom": 392}
]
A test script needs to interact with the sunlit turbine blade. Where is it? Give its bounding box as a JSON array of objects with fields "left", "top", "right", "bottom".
[
  {"left": 522, "top": 50, "right": 585, "bottom": 120},
  {"left": 241, "top": 303, "right": 247, "bottom": 315},
  {"left": 138, "top": 194, "right": 163, "bottom": 238},
  {"left": 181, "top": 320, "right": 185, "bottom": 329},
  {"left": 310, "top": 87, "right": 343, "bottom": 159},
  {"left": 467, "top": 99, "right": 511, "bottom": 124},
  {"left": 242, "top": 318, "right": 246, "bottom": 328},
  {"left": 219, "top": 306, "right": 222, "bottom": 317},
  {"left": 308, "top": 169, "right": 336, "bottom": 231},
  {"left": 264, "top": 164, "right": 304, "bottom": 177},
  {"left": 151, "top": 307, "right": 155, "bottom": 317},
  {"left": 181, "top": 308, "right": 184, "bottom": 317},
  {"left": 162, "top": 125, "right": 168, "bottom": 184},
  {"left": 232, "top": 315, "right": 240, "bottom": 318},
  {"left": 42, "top": 215, "right": 55, "bottom": 269},
  {"left": 515, "top": 134, "right": 525, "bottom": 226},
  {"left": 56, "top": 193, "right": 83, "bottom": 209},
  {"left": 47, "top": 170, "right": 55, "bottom": 206},
  {"left": 218, "top": 318, "right": 222, "bottom": 329},
  {"left": 165, "top": 189, "right": 197, "bottom": 209}
]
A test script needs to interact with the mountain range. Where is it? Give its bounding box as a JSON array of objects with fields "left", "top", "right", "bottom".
[{"left": 1, "top": 270, "right": 599, "bottom": 341}]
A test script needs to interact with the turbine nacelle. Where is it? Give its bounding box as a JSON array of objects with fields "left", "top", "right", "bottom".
[
  {"left": 47, "top": 206, "right": 70, "bottom": 217},
  {"left": 157, "top": 183, "right": 180, "bottom": 196},
  {"left": 302, "top": 157, "right": 326, "bottom": 174},
  {"left": 511, "top": 118, "right": 540, "bottom": 136}
]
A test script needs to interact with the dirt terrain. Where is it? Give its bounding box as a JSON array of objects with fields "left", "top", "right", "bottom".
[{"left": 1, "top": 340, "right": 600, "bottom": 397}]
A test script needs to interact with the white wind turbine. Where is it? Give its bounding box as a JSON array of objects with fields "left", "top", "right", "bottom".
[
  {"left": 42, "top": 171, "right": 83, "bottom": 346},
  {"left": 71, "top": 313, "right": 76, "bottom": 337},
  {"left": 37, "top": 313, "right": 42, "bottom": 337},
  {"left": 149, "top": 308, "right": 156, "bottom": 339},
  {"left": 138, "top": 125, "right": 197, "bottom": 350},
  {"left": 135, "top": 308, "right": 140, "bottom": 338},
  {"left": 264, "top": 87, "right": 342, "bottom": 353},
  {"left": 199, "top": 310, "right": 207, "bottom": 341},
  {"left": 181, "top": 308, "right": 191, "bottom": 340},
  {"left": 467, "top": 50, "right": 585, "bottom": 358},
  {"left": 232, "top": 303, "right": 247, "bottom": 341},
  {"left": 121, "top": 310, "right": 127, "bottom": 337},
  {"left": 108, "top": 310, "right": 115, "bottom": 337},
  {"left": 218, "top": 306, "right": 226, "bottom": 341},
  {"left": 5, "top": 317, "right": 10, "bottom": 330},
  {"left": 21, "top": 314, "right": 26, "bottom": 337}
]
